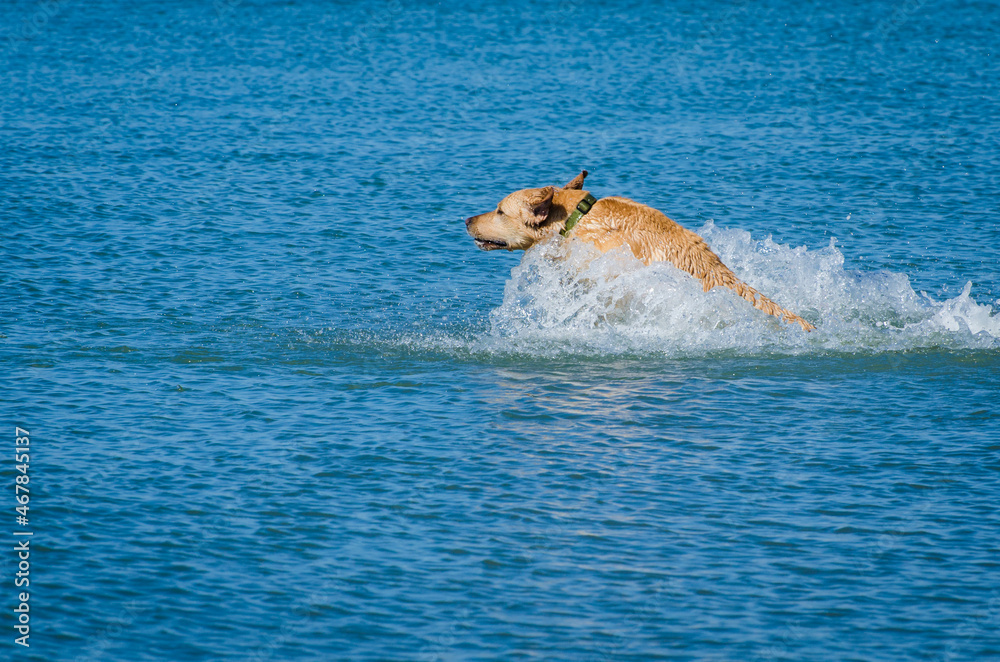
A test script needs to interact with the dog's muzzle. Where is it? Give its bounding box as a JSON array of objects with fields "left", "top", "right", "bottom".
[{"left": 466, "top": 216, "right": 509, "bottom": 250}]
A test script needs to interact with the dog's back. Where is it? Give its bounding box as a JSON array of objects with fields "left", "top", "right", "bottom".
[{"left": 575, "top": 196, "right": 816, "bottom": 332}]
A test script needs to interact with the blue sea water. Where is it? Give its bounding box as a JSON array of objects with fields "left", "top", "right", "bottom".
[{"left": 2, "top": 0, "right": 999, "bottom": 660}]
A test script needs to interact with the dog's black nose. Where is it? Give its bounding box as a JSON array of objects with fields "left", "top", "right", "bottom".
[{"left": 465, "top": 217, "right": 474, "bottom": 228}]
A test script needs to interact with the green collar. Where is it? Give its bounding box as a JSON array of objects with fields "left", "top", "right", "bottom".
[{"left": 559, "top": 193, "right": 598, "bottom": 237}]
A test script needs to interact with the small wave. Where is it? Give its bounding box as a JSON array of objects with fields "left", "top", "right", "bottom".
[{"left": 437, "top": 222, "right": 998, "bottom": 358}]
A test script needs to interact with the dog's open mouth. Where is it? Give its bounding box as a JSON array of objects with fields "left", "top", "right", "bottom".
[{"left": 474, "top": 239, "right": 508, "bottom": 251}]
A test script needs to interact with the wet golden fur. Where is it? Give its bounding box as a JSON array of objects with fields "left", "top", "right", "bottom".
[{"left": 465, "top": 170, "right": 815, "bottom": 332}]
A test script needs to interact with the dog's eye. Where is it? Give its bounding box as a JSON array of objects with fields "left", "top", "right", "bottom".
[{"left": 496, "top": 208, "right": 504, "bottom": 216}]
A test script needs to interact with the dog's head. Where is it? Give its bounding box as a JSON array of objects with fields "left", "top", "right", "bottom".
[
  {"left": 464, "top": 186, "right": 557, "bottom": 251},
  {"left": 465, "top": 171, "right": 587, "bottom": 251}
]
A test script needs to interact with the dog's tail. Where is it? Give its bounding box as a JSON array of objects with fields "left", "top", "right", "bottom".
[{"left": 700, "top": 262, "right": 816, "bottom": 332}]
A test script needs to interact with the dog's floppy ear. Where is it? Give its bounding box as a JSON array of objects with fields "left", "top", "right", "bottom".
[
  {"left": 562, "top": 170, "right": 588, "bottom": 190},
  {"left": 525, "top": 186, "right": 555, "bottom": 225}
]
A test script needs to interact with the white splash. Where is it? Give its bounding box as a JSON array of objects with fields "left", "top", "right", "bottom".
[{"left": 474, "top": 222, "right": 999, "bottom": 357}]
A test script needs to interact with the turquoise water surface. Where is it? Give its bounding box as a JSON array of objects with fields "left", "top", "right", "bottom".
[{"left": 2, "top": 1, "right": 999, "bottom": 660}]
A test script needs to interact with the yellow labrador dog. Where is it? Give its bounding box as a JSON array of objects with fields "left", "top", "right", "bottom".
[{"left": 465, "top": 170, "right": 815, "bottom": 331}]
